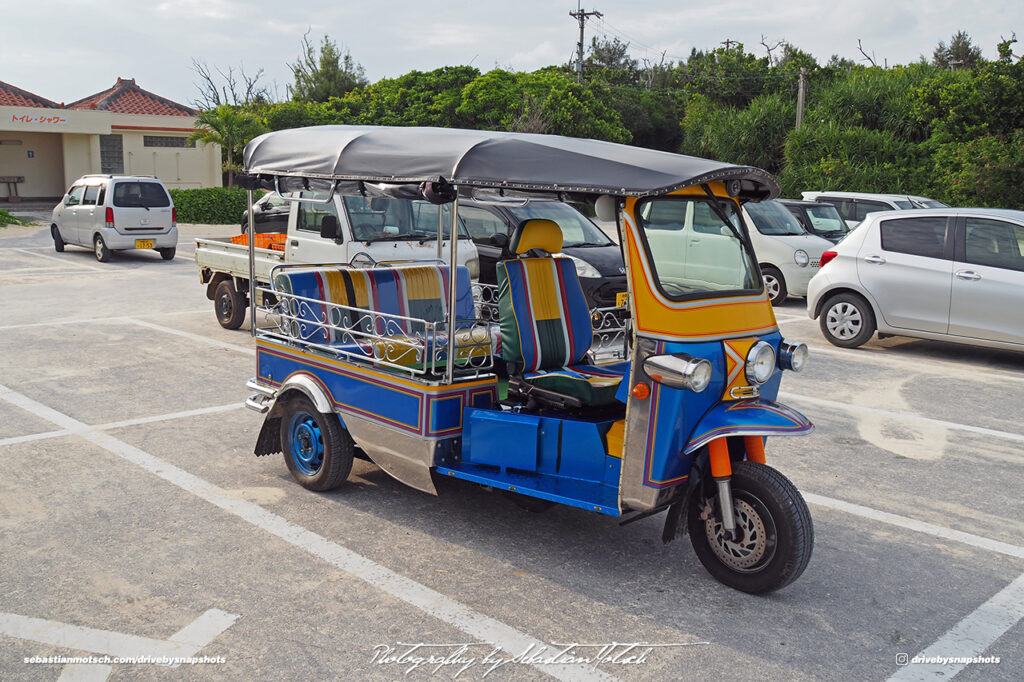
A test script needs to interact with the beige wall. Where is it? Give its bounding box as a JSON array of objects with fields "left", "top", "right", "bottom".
[
  {"left": 0, "top": 131, "right": 65, "bottom": 198},
  {"left": 0, "top": 106, "right": 222, "bottom": 198},
  {"left": 119, "top": 131, "right": 221, "bottom": 189},
  {"left": 61, "top": 134, "right": 98, "bottom": 189}
]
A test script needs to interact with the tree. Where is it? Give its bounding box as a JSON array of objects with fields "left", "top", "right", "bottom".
[
  {"left": 191, "top": 58, "right": 274, "bottom": 109},
  {"left": 932, "top": 31, "right": 984, "bottom": 70},
  {"left": 289, "top": 32, "right": 368, "bottom": 102},
  {"left": 584, "top": 36, "right": 639, "bottom": 85},
  {"left": 188, "top": 105, "right": 266, "bottom": 187}
]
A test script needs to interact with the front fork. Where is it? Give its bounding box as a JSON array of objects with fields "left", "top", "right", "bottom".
[{"left": 708, "top": 436, "right": 766, "bottom": 537}]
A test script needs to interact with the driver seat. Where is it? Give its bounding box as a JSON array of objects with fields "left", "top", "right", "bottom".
[{"left": 497, "top": 219, "right": 628, "bottom": 408}]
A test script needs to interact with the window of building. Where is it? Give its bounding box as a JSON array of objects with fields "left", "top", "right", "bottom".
[
  {"left": 99, "top": 135, "right": 124, "bottom": 174},
  {"left": 143, "top": 136, "right": 193, "bottom": 148}
]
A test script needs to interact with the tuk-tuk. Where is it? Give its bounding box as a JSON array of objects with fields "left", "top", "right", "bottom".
[{"left": 238, "top": 126, "right": 814, "bottom": 594}]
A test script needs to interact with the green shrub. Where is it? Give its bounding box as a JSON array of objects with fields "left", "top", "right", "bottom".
[
  {"left": 169, "top": 187, "right": 259, "bottom": 224},
  {"left": 0, "top": 209, "right": 32, "bottom": 227},
  {"left": 930, "top": 131, "right": 1024, "bottom": 208}
]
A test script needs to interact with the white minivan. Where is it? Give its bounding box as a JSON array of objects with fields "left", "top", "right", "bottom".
[
  {"left": 742, "top": 200, "right": 834, "bottom": 305},
  {"left": 51, "top": 175, "right": 178, "bottom": 262}
]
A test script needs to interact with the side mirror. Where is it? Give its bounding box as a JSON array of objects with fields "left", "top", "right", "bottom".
[
  {"left": 320, "top": 215, "right": 339, "bottom": 240},
  {"left": 489, "top": 233, "right": 509, "bottom": 250}
]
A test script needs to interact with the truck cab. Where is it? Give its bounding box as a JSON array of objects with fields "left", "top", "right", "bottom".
[{"left": 284, "top": 191, "right": 479, "bottom": 277}]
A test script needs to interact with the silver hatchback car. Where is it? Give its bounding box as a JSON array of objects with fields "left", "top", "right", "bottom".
[{"left": 807, "top": 208, "right": 1024, "bottom": 351}]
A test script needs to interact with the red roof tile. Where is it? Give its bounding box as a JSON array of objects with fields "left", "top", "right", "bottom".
[
  {"left": 0, "top": 80, "right": 62, "bottom": 108},
  {"left": 66, "top": 77, "right": 195, "bottom": 116}
]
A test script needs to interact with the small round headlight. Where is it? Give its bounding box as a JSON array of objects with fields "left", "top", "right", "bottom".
[
  {"left": 745, "top": 341, "right": 776, "bottom": 385},
  {"left": 778, "top": 339, "right": 809, "bottom": 372},
  {"left": 689, "top": 359, "right": 713, "bottom": 393},
  {"left": 794, "top": 249, "right": 810, "bottom": 267}
]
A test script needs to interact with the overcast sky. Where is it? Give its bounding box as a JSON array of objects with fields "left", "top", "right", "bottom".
[{"left": 3, "top": 1, "right": 1021, "bottom": 107}]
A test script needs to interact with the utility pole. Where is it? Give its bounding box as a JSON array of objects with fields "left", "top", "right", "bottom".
[
  {"left": 570, "top": 2, "right": 602, "bottom": 83},
  {"left": 795, "top": 67, "right": 808, "bottom": 130}
]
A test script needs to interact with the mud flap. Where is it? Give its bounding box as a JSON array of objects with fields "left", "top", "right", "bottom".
[{"left": 254, "top": 417, "right": 282, "bottom": 457}]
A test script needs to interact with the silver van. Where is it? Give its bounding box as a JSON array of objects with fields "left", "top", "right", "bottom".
[{"left": 51, "top": 175, "right": 178, "bottom": 262}]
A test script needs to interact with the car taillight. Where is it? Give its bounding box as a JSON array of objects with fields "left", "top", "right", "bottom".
[
  {"left": 105, "top": 207, "right": 115, "bottom": 229},
  {"left": 819, "top": 250, "right": 837, "bottom": 267},
  {"left": 172, "top": 207, "right": 177, "bottom": 227}
]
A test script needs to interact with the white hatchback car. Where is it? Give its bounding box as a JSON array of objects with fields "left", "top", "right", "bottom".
[
  {"left": 807, "top": 208, "right": 1024, "bottom": 351},
  {"left": 51, "top": 175, "right": 178, "bottom": 262},
  {"left": 801, "top": 191, "right": 948, "bottom": 229},
  {"left": 742, "top": 200, "right": 833, "bottom": 305}
]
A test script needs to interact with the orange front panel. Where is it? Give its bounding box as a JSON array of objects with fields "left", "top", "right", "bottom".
[{"left": 621, "top": 193, "right": 779, "bottom": 343}]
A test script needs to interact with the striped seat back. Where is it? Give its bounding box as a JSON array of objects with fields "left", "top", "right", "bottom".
[
  {"left": 273, "top": 264, "right": 474, "bottom": 343},
  {"left": 497, "top": 256, "right": 592, "bottom": 372}
]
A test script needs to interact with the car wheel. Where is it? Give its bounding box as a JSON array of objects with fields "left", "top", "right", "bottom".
[
  {"left": 687, "top": 461, "right": 813, "bottom": 594},
  {"left": 158, "top": 246, "right": 176, "bottom": 260},
  {"left": 93, "top": 234, "right": 111, "bottom": 262},
  {"left": 820, "top": 293, "right": 876, "bottom": 348},
  {"left": 51, "top": 225, "right": 65, "bottom": 253},
  {"left": 761, "top": 266, "right": 787, "bottom": 305},
  {"left": 214, "top": 280, "right": 247, "bottom": 330},
  {"left": 280, "top": 395, "right": 354, "bottom": 492}
]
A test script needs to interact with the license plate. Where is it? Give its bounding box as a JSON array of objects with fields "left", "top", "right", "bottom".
[
  {"left": 135, "top": 239, "right": 154, "bottom": 249},
  {"left": 615, "top": 291, "right": 629, "bottom": 307}
]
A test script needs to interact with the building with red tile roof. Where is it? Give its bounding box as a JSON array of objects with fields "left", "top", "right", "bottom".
[
  {"left": 0, "top": 80, "right": 62, "bottom": 109},
  {"left": 1, "top": 78, "right": 219, "bottom": 200},
  {"left": 66, "top": 77, "right": 196, "bottom": 117}
]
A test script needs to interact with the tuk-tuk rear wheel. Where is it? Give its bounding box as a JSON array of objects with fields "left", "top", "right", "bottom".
[
  {"left": 687, "top": 461, "right": 813, "bottom": 594},
  {"left": 280, "top": 395, "right": 354, "bottom": 492}
]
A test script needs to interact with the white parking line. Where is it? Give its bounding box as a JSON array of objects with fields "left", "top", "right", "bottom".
[
  {"left": 789, "top": 336, "right": 1024, "bottom": 386},
  {"left": 0, "top": 608, "right": 237, "bottom": 662},
  {"left": 0, "top": 383, "right": 618, "bottom": 682},
  {"left": 0, "top": 403, "right": 243, "bottom": 448},
  {"left": 887, "top": 572, "right": 1024, "bottom": 681},
  {"left": 803, "top": 494, "right": 1024, "bottom": 560},
  {"left": 124, "top": 319, "right": 255, "bottom": 356},
  {"left": 11, "top": 248, "right": 106, "bottom": 271},
  {"left": 0, "top": 309, "right": 209, "bottom": 331},
  {"left": 780, "top": 392, "right": 1024, "bottom": 446}
]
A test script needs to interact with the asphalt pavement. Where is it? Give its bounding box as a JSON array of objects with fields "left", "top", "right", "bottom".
[{"left": 1, "top": 221, "right": 1022, "bottom": 681}]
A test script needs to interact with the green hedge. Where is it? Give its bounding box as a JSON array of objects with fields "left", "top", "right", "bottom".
[{"left": 169, "top": 187, "right": 262, "bottom": 224}]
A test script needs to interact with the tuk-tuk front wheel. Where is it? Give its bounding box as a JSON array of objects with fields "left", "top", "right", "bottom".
[
  {"left": 687, "top": 461, "right": 813, "bottom": 594},
  {"left": 281, "top": 396, "right": 354, "bottom": 491}
]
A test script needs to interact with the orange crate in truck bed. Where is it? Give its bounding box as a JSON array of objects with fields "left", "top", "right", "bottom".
[{"left": 230, "top": 233, "right": 286, "bottom": 251}]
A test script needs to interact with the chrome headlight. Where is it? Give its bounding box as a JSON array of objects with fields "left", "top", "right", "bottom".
[
  {"left": 794, "top": 249, "right": 809, "bottom": 267},
  {"left": 565, "top": 255, "right": 601, "bottom": 279},
  {"left": 745, "top": 341, "right": 776, "bottom": 385},
  {"left": 643, "top": 353, "right": 713, "bottom": 393},
  {"left": 778, "top": 339, "right": 809, "bottom": 372}
]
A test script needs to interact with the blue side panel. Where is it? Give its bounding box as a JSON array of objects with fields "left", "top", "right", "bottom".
[
  {"left": 537, "top": 417, "right": 561, "bottom": 475},
  {"left": 558, "top": 420, "right": 607, "bottom": 481},
  {"left": 435, "top": 463, "right": 620, "bottom": 516},
  {"left": 457, "top": 407, "right": 622, "bottom": 514},
  {"left": 464, "top": 409, "right": 539, "bottom": 471},
  {"left": 256, "top": 341, "right": 496, "bottom": 438}
]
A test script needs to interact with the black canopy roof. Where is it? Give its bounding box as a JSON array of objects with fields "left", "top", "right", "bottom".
[{"left": 242, "top": 125, "right": 779, "bottom": 199}]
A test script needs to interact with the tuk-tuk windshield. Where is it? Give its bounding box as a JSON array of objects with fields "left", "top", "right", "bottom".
[{"left": 636, "top": 196, "right": 761, "bottom": 300}]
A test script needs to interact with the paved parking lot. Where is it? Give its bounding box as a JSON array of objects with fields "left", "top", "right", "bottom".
[{"left": 1, "top": 222, "right": 1022, "bottom": 681}]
